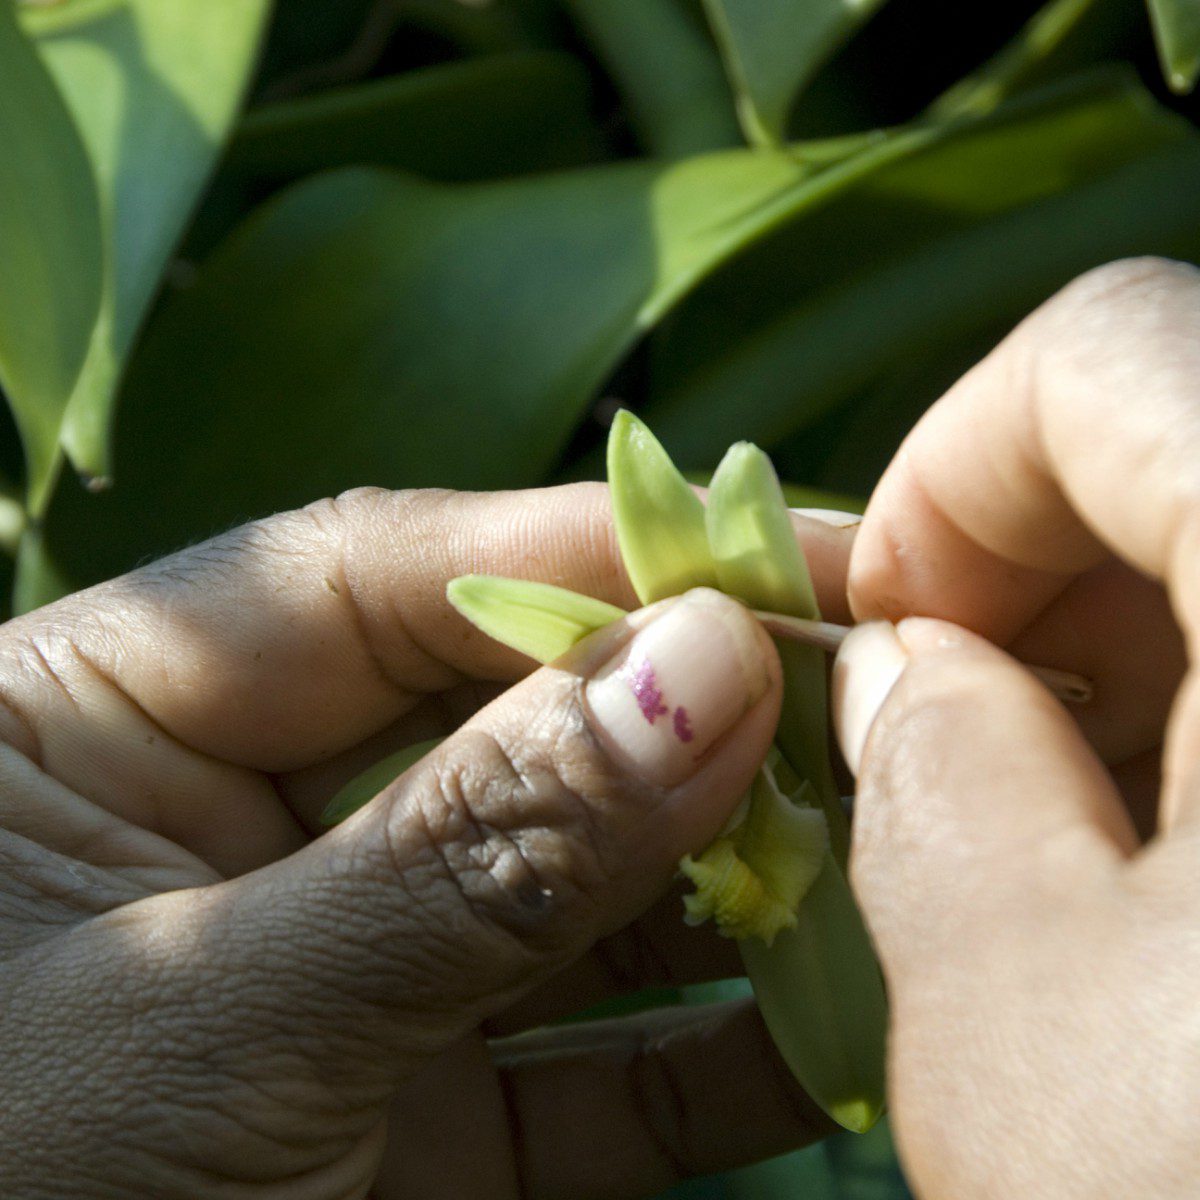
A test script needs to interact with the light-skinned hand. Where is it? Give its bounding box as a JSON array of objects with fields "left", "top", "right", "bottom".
[{"left": 833, "top": 257, "right": 1199, "bottom": 1199}]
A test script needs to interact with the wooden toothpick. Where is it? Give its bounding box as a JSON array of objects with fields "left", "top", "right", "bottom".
[{"left": 753, "top": 610, "right": 1093, "bottom": 705}]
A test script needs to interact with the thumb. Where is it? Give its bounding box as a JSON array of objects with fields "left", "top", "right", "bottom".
[
  {"left": 159, "top": 588, "right": 781, "bottom": 1080},
  {"left": 831, "top": 618, "right": 1138, "bottom": 978}
]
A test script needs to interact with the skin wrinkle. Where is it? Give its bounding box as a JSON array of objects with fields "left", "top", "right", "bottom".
[
  {"left": 333, "top": 489, "right": 465, "bottom": 699},
  {"left": 50, "top": 635, "right": 254, "bottom": 853},
  {"left": 494, "top": 685, "right": 625, "bottom": 900},
  {"left": 0, "top": 600, "right": 302, "bottom": 875},
  {"left": 363, "top": 489, "right": 524, "bottom": 688},
  {"left": 0, "top": 827, "right": 145, "bottom": 915},
  {"left": 415, "top": 732, "right": 593, "bottom": 957},
  {"left": 0, "top": 739, "right": 217, "bottom": 889}
]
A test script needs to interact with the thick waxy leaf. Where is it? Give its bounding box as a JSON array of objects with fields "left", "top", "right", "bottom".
[
  {"left": 1146, "top": 0, "right": 1200, "bottom": 91},
  {"left": 234, "top": 52, "right": 602, "bottom": 184},
  {"left": 561, "top": 0, "right": 741, "bottom": 157},
  {"left": 643, "top": 71, "right": 1200, "bottom": 467},
  {"left": 705, "top": 441, "right": 847, "bottom": 861},
  {"left": 0, "top": 2, "right": 101, "bottom": 508},
  {"left": 321, "top": 738, "right": 446, "bottom": 826},
  {"left": 741, "top": 853, "right": 889, "bottom": 1133},
  {"left": 932, "top": 0, "right": 1139, "bottom": 118},
  {"left": 700, "top": 0, "right": 888, "bottom": 146},
  {"left": 447, "top": 575, "right": 625, "bottom": 663},
  {"left": 680, "top": 771, "right": 828, "bottom": 944},
  {"left": 397, "top": 0, "right": 560, "bottom": 57},
  {"left": 608, "top": 410, "right": 718, "bottom": 605},
  {"left": 188, "top": 52, "right": 607, "bottom": 256},
  {"left": 23, "top": 0, "right": 272, "bottom": 485},
  {"left": 32, "top": 147, "right": 875, "bottom": 600}
]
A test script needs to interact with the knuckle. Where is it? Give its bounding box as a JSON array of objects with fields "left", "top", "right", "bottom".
[
  {"left": 384, "top": 698, "right": 636, "bottom": 975},
  {"left": 329, "top": 484, "right": 395, "bottom": 511},
  {"left": 1046, "top": 257, "right": 1200, "bottom": 334},
  {"left": 329, "top": 485, "right": 458, "bottom": 537}
]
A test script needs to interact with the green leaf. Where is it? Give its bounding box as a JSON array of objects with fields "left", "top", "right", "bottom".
[
  {"left": 446, "top": 575, "right": 625, "bottom": 663},
  {"left": 1146, "top": 0, "right": 1200, "bottom": 91},
  {"left": 33, "top": 148, "right": 871, "bottom": 599},
  {"left": 23, "top": 0, "right": 272, "bottom": 487},
  {"left": 741, "top": 850, "right": 888, "bottom": 1134},
  {"left": 608, "top": 410, "right": 719, "bottom": 605},
  {"left": 560, "top": 0, "right": 742, "bottom": 157},
  {"left": 13, "top": 523, "right": 75, "bottom": 616},
  {"left": 187, "top": 52, "right": 607, "bottom": 257},
  {"left": 700, "top": 0, "right": 888, "bottom": 146},
  {"left": 321, "top": 738, "right": 446, "bottom": 826},
  {"left": 705, "top": 442, "right": 847, "bottom": 863},
  {"left": 0, "top": 1, "right": 101, "bottom": 509},
  {"left": 931, "top": 0, "right": 1132, "bottom": 118},
  {"left": 396, "top": 0, "right": 561, "bottom": 58},
  {"left": 236, "top": 52, "right": 604, "bottom": 184},
  {"left": 642, "top": 71, "right": 1200, "bottom": 467}
]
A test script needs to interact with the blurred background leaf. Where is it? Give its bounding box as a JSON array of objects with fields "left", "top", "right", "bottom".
[
  {"left": 1146, "top": 0, "right": 1200, "bottom": 91},
  {"left": 0, "top": 1, "right": 101, "bottom": 511},
  {"left": 930, "top": 0, "right": 1143, "bottom": 117},
  {"left": 558, "top": 0, "right": 743, "bottom": 156},
  {"left": 638, "top": 70, "right": 1200, "bottom": 477},
  {"left": 186, "top": 50, "right": 609, "bottom": 256},
  {"left": 700, "top": 0, "right": 888, "bottom": 145},
  {"left": 31, "top": 148, "right": 850, "bottom": 596},
  {"left": 22, "top": 0, "right": 272, "bottom": 487}
]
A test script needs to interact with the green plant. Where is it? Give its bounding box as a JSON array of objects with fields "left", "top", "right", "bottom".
[{"left": 3, "top": 0, "right": 1199, "bottom": 1192}]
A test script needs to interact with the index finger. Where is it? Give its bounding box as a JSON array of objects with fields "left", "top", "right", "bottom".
[
  {"left": 0, "top": 483, "right": 854, "bottom": 776},
  {"left": 847, "top": 256, "right": 1200, "bottom": 823}
]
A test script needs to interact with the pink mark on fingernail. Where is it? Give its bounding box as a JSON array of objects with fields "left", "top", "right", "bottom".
[
  {"left": 625, "top": 657, "right": 668, "bottom": 725},
  {"left": 673, "top": 706, "right": 694, "bottom": 743}
]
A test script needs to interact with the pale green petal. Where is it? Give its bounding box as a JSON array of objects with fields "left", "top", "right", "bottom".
[
  {"left": 447, "top": 574, "right": 625, "bottom": 663},
  {"left": 705, "top": 440, "right": 816, "bottom": 618},
  {"left": 607, "top": 409, "right": 718, "bottom": 604},
  {"left": 705, "top": 439, "right": 848, "bottom": 864},
  {"left": 321, "top": 737, "right": 445, "bottom": 826}
]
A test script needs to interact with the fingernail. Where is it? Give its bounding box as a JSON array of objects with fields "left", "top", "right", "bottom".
[
  {"left": 584, "top": 588, "right": 770, "bottom": 787},
  {"left": 832, "top": 622, "right": 909, "bottom": 776},
  {"left": 789, "top": 507, "right": 863, "bottom": 529}
]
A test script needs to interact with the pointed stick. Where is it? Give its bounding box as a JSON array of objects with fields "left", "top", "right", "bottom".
[{"left": 753, "top": 610, "right": 1094, "bottom": 705}]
